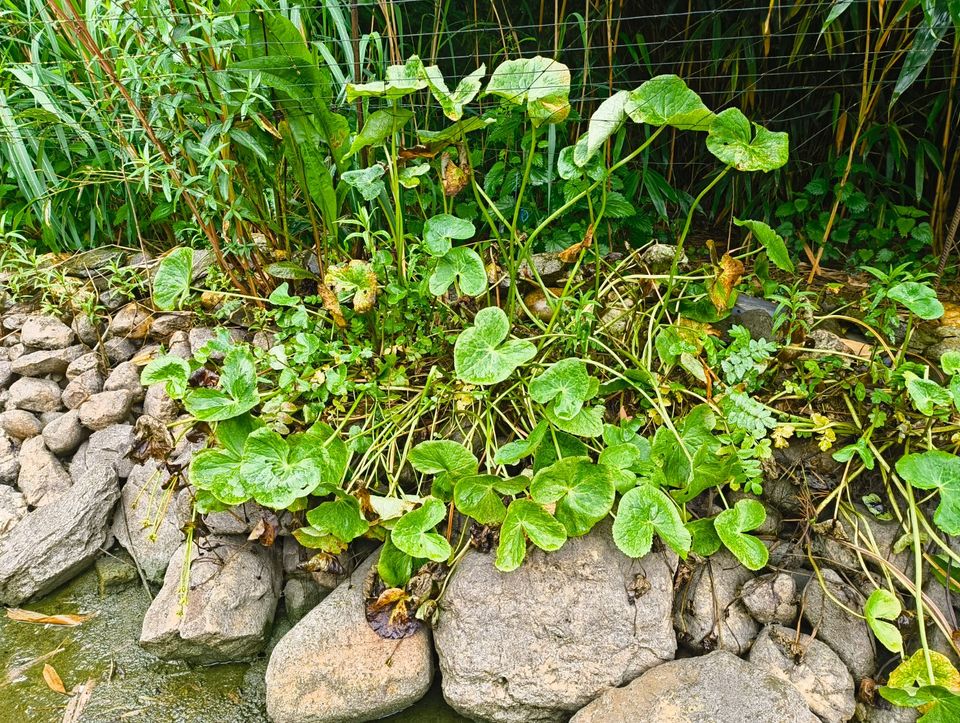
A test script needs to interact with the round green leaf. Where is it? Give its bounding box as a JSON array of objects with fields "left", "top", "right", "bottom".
[
  {"left": 152, "top": 247, "right": 194, "bottom": 311},
  {"left": 896, "top": 451, "right": 960, "bottom": 535},
  {"left": 454, "top": 307, "right": 537, "bottom": 385},
  {"left": 184, "top": 346, "right": 260, "bottom": 422},
  {"left": 239, "top": 427, "right": 326, "bottom": 510},
  {"left": 706, "top": 108, "right": 788, "bottom": 172},
  {"left": 454, "top": 474, "right": 508, "bottom": 525},
  {"left": 484, "top": 56, "right": 570, "bottom": 127},
  {"left": 392, "top": 496, "right": 452, "bottom": 562},
  {"left": 378, "top": 535, "right": 415, "bottom": 588},
  {"left": 626, "top": 75, "right": 713, "bottom": 131},
  {"left": 423, "top": 214, "right": 476, "bottom": 257},
  {"left": 544, "top": 402, "right": 604, "bottom": 438},
  {"left": 714, "top": 498, "right": 769, "bottom": 570},
  {"left": 529, "top": 358, "right": 591, "bottom": 420},
  {"left": 613, "top": 484, "right": 691, "bottom": 558},
  {"left": 495, "top": 498, "right": 567, "bottom": 572},
  {"left": 409, "top": 440, "right": 478, "bottom": 476},
  {"left": 888, "top": 281, "right": 944, "bottom": 320},
  {"left": 341, "top": 166, "right": 385, "bottom": 201},
  {"left": 307, "top": 493, "right": 369, "bottom": 543},
  {"left": 140, "top": 354, "right": 190, "bottom": 398},
  {"left": 429, "top": 247, "right": 487, "bottom": 297},
  {"left": 864, "top": 588, "right": 903, "bottom": 654},
  {"left": 530, "top": 457, "right": 615, "bottom": 536},
  {"left": 190, "top": 448, "right": 247, "bottom": 506}
]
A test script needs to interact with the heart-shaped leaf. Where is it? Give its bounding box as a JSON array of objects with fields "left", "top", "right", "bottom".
[
  {"left": 191, "top": 448, "right": 247, "bottom": 505},
  {"left": 734, "top": 218, "right": 794, "bottom": 272},
  {"left": 864, "top": 588, "right": 904, "bottom": 654},
  {"left": 484, "top": 56, "right": 571, "bottom": 127},
  {"left": 184, "top": 347, "right": 260, "bottom": 422},
  {"left": 454, "top": 474, "right": 508, "bottom": 525},
  {"left": 687, "top": 517, "right": 722, "bottom": 556},
  {"left": 140, "top": 354, "right": 190, "bottom": 398},
  {"left": 706, "top": 108, "right": 788, "bottom": 172},
  {"left": 348, "top": 109, "right": 413, "bottom": 156},
  {"left": 341, "top": 166, "right": 385, "bottom": 201},
  {"left": 896, "top": 451, "right": 960, "bottom": 535},
  {"left": 429, "top": 247, "right": 487, "bottom": 297},
  {"left": 494, "top": 420, "right": 548, "bottom": 465},
  {"left": 612, "top": 484, "right": 691, "bottom": 558},
  {"left": 325, "top": 259, "right": 379, "bottom": 313},
  {"left": 239, "top": 427, "right": 330, "bottom": 509},
  {"left": 495, "top": 498, "right": 567, "bottom": 572},
  {"left": 409, "top": 440, "right": 478, "bottom": 476},
  {"left": 217, "top": 413, "right": 263, "bottom": 458},
  {"left": 307, "top": 493, "right": 370, "bottom": 543},
  {"left": 905, "top": 372, "right": 953, "bottom": 416},
  {"left": 714, "top": 498, "right": 769, "bottom": 570},
  {"left": 346, "top": 56, "right": 427, "bottom": 101},
  {"left": 392, "top": 497, "right": 452, "bottom": 562},
  {"left": 626, "top": 74, "right": 713, "bottom": 130},
  {"left": 423, "top": 214, "right": 476, "bottom": 257},
  {"left": 529, "top": 358, "right": 591, "bottom": 420},
  {"left": 454, "top": 307, "right": 537, "bottom": 385},
  {"left": 152, "top": 247, "right": 194, "bottom": 311},
  {"left": 422, "top": 64, "right": 485, "bottom": 120},
  {"left": 888, "top": 281, "right": 944, "bottom": 320},
  {"left": 530, "top": 457, "right": 616, "bottom": 536}
]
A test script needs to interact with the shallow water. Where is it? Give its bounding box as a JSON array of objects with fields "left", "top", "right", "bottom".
[{"left": 0, "top": 551, "right": 466, "bottom": 722}]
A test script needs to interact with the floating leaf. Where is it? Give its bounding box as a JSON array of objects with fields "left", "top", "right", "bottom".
[
  {"left": 484, "top": 56, "right": 571, "bottom": 126},
  {"left": 454, "top": 474, "right": 508, "bottom": 525},
  {"left": 307, "top": 493, "right": 370, "bottom": 543},
  {"left": 423, "top": 214, "right": 476, "bottom": 257},
  {"left": 152, "top": 247, "right": 194, "bottom": 311},
  {"left": 140, "top": 354, "right": 190, "bottom": 398},
  {"left": 896, "top": 451, "right": 960, "bottom": 535},
  {"left": 429, "top": 247, "right": 487, "bottom": 297},
  {"left": 529, "top": 358, "right": 591, "bottom": 420},
  {"left": 530, "top": 457, "right": 616, "bottom": 536},
  {"left": 454, "top": 307, "right": 537, "bottom": 385},
  {"left": 184, "top": 347, "right": 259, "bottom": 422},
  {"left": 714, "top": 499, "right": 769, "bottom": 570},
  {"left": 341, "top": 166, "right": 385, "bottom": 201},
  {"left": 706, "top": 108, "right": 788, "bottom": 172},
  {"left": 888, "top": 282, "right": 944, "bottom": 320},
  {"left": 612, "top": 484, "right": 691, "bottom": 558},
  {"left": 348, "top": 109, "right": 413, "bottom": 156},
  {"left": 6, "top": 608, "right": 93, "bottom": 626},
  {"left": 42, "top": 663, "right": 66, "bottom": 694},
  {"left": 495, "top": 498, "right": 567, "bottom": 572},
  {"left": 326, "top": 259, "right": 378, "bottom": 312},
  {"left": 734, "top": 218, "right": 794, "bottom": 272},
  {"left": 392, "top": 497, "right": 452, "bottom": 562},
  {"left": 864, "top": 588, "right": 903, "bottom": 654}
]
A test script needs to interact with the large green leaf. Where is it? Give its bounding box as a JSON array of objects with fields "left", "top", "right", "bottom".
[
  {"left": 140, "top": 354, "right": 190, "bottom": 398},
  {"left": 484, "top": 56, "right": 571, "bottom": 126},
  {"left": 495, "top": 498, "right": 567, "bottom": 572},
  {"left": 706, "top": 108, "right": 788, "bottom": 172},
  {"left": 239, "top": 427, "right": 328, "bottom": 509},
  {"left": 217, "top": 413, "right": 263, "bottom": 458},
  {"left": 494, "top": 420, "right": 548, "bottom": 465},
  {"left": 888, "top": 281, "right": 944, "bottom": 320},
  {"left": 423, "top": 214, "right": 476, "bottom": 257},
  {"left": 341, "top": 166, "right": 385, "bottom": 201},
  {"left": 530, "top": 457, "right": 616, "bottom": 536},
  {"left": 346, "top": 56, "right": 427, "bottom": 100},
  {"left": 905, "top": 372, "right": 953, "bottom": 416},
  {"left": 544, "top": 402, "right": 605, "bottom": 438},
  {"left": 184, "top": 347, "right": 260, "bottom": 422},
  {"left": 348, "top": 109, "right": 413, "bottom": 157},
  {"left": 733, "top": 218, "right": 794, "bottom": 272},
  {"left": 282, "top": 115, "right": 338, "bottom": 234},
  {"left": 423, "top": 64, "right": 486, "bottom": 120},
  {"left": 152, "top": 247, "right": 194, "bottom": 311},
  {"left": 714, "top": 498, "right": 769, "bottom": 570},
  {"left": 191, "top": 448, "right": 246, "bottom": 505},
  {"left": 378, "top": 535, "right": 415, "bottom": 588},
  {"left": 529, "top": 358, "right": 591, "bottom": 420},
  {"left": 612, "top": 484, "right": 691, "bottom": 558},
  {"left": 896, "top": 451, "right": 960, "bottom": 535},
  {"left": 429, "top": 247, "right": 487, "bottom": 297},
  {"left": 626, "top": 75, "right": 713, "bottom": 130},
  {"left": 307, "top": 493, "right": 369, "bottom": 543},
  {"left": 454, "top": 307, "right": 537, "bottom": 385},
  {"left": 891, "top": 8, "right": 951, "bottom": 106},
  {"left": 454, "top": 474, "right": 509, "bottom": 525},
  {"left": 392, "top": 496, "right": 452, "bottom": 562},
  {"left": 533, "top": 429, "right": 588, "bottom": 471},
  {"left": 864, "top": 588, "right": 903, "bottom": 654},
  {"left": 409, "top": 440, "right": 478, "bottom": 502}
]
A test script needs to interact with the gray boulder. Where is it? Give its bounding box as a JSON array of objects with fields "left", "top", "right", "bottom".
[
  {"left": 102, "top": 337, "right": 137, "bottom": 364},
  {"left": 41, "top": 408, "right": 88, "bottom": 456},
  {"left": 0, "top": 431, "right": 18, "bottom": 484},
  {"left": 108, "top": 303, "right": 153, "bottom": 340},
  {"left": 282, "top": 577, "right": 325, "bottom": 624},
  {"left": 71, "top": 314, "right": 101, "bottom": 347},
  {"left": 0, "top": 360, "right": 12, "bottom": 388},
  {"left": 674, "top": 549, "right": 759, "bottom": 654},
  {"left": 150, "top": 314, "right": 192, "bottom": 339},
  {"left": 17, "top": 436, "right": 72, "bottom": 507},
  {"left": 802, "top": 569, "right": 877, "bottom": 682},
  {"left": 0, "top": 464, "right": 119, "bottom": 604},
  {"left": 140, "top": 536, "right": 282, "bottom": 663},
  {"left": 62, "top": 369, "right": 104, "bottom": 410},
  {"left": 10, "top": 344, "right": 85, "bottom": 377},
  {"left": 569, "top": 650, "right": 818, "bottom": 723},
  {"left": 71, "top": 424, "right": 136, "bottom": 479},
  {"left": 749, "top": 625, "right": 856, "bottom": 723},
  {"left": 78, "top": 390, "right": 133, "bottom": 430},
  {"left": 168, "top": 331, "right": 192, "bottom": 359},
  {"left": 111, "top": 460, "right": 185, "bottom": 582},
  {"left": 103, "top": 361, "right": 145, "bottom": 402},
  {"left": 435, "top": 524, "right": 677, "bottom": 723},
  {"left": 65, "top": 351, "right": 103, "bottom": 380},
  {"left": 7, "top": 377, "right": 63, "bottom": 413},
  {"left": 741, "top": 572, "right": 798, "bottom": 625},
  {"left": 0, "top": 486, "right": 27, "bottom": 537},
  {"left": 0, "top": 409, "right": 41, "bottom": 441},
  {"left": 20, "top": 315, "right": 75, "bottom": 350},
  {"left": 266, "top": 551, "right": 433, "bottom": 723}
]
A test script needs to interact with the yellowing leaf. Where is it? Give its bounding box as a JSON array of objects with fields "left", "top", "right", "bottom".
[
  {"left": 6, "top": 608, "right": 93, "bottom": 626},
  {"left": 42, "top": 663, "right": 66, "bottom": 694},
  {"left": 888, "top": 649, "right": 960, "bottom": 692}
]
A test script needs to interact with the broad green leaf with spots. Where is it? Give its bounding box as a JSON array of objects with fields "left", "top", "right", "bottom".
[
  {"left": 392, "top": 497, "right": 452, "bottom": 562},
  {"left": 454, "top": 307, "right": 537, "bottom": 385},
  {"left": 529, "top": 358, "right": 591, "bottom": 420},
  {"left": 484, "top": 56, "right": 571, "bottom": 126},
  {"left": 714, "top": 498, "right": 769, "bottom": 570},
  {"left": 346, "top": 56, "right": 426, "bottom": 100},
  {"left": 706, "top": 108, "right": 788, "bottom": 172},
  {"left": 896, "top": 451, "right": 960, "bottom": 535},
  {"left": 190, "top": 448, "right": 246, "bottom": 505},
  {"left": 905, "top": 372, "right": 953, "bottom": 416},
  {"left": 326, "top": 260, "right": 378, "bottom": 312},
  {"left": 495, "top": 498, "right": 568, "bottom": 572},
  {"left": 429, "top": 247, "right": 487, "bottom": 297},
  {"left": 341, "top": 166, "right": 385, "bottom": 201},
  {"left": 239, "top": 427, "right": 333, "bottom": 509},
  {"left": 544, "top": 402, "right": 604, "bottom": 438},
  {"left": 530, "top": 457, "right": 616, "bottom": 536},
  {"left": 613, "top": 484, "right": 691, "bottom": 558},
  {"left": 152, "top": 247, "right": 194, "bottom": 311}
]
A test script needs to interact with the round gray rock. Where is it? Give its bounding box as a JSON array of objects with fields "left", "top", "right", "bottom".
[
  {"left": 435, "top": 524, "right": 678, "bottom": 723},
  {"left": 8, "top": 377, "right": 63, "bottom": 413},
  {"left": 78, "top": 390, "right": 133, "bottom": 430},
  {"left": 20, "top": 315, "right": 75, "bottom": 350},
  {"left": 0, "top": 409, "right": 42, "bottom": 440}
]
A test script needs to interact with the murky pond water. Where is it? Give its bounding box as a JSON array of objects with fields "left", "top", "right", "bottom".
[{"left": 0, "top": 551, "right": 466, "bottom": 723}]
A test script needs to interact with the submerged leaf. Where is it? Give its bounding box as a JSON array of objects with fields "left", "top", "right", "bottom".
[{"left": 6, "top": 608, "right": 93, "bottom": 626}]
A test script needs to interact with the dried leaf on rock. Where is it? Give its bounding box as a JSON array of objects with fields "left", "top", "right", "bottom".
[
  {"left": 42, "top": 664, "right": 66, "bottom": 694},
  {"left": 364, "top": 568, "right": 422, "bottom": 639},
  {"left": 132, "top": 414, "right": 175, "bottom": 463},
  {"left": 708, "top": 253, "right": 744, "bottom": 313}
]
